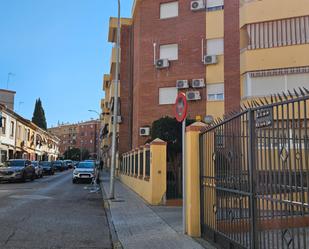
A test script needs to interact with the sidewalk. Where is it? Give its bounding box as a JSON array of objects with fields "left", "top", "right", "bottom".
[{"left": 100, "top": 171, "right": 216, "bottom": 249}]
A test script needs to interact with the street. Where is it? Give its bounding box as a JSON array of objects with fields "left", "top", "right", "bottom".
[{"left": 0, "top": 170, "right": 112, "bottom": 249}]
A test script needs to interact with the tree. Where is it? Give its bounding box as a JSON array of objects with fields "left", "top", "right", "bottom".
[
  {"left": 63, "top": 148, "right": 81, "bottom": 160},
  {"left": 81, "top": 148, "right": 90, "bottom": 160},
  {"left": 150, "top": 116, "right": 195, "bottom": 199},
  {"left": 32, "top": 98, "right": 47, "bottom": 130},
  {"left": 150, "top": 116, "right": 195, "bottom": 161}
]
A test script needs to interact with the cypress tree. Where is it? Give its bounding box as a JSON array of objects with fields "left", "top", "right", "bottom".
[{"left": 32, "top": 98, "right": 47, "bottom": 130}]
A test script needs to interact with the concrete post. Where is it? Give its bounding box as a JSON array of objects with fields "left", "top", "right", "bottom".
[{"left": 150, "top": 139, "right": 167, "bottom": 205}]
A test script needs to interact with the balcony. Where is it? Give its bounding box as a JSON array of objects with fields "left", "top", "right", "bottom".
[
  {"left": 103, "top": 74, "right": 110, "bottom": 91},
  {"left": 240, "top": 44, "right": 309, "bottom": 74},
  {"left": 108, "top": 17, "right": 132, "bottom": 43},
  {"left": 240, "top": 0, "right": 309, "bottom": 28},
  {"left": 110, "top": 46, "right": 121, "bottom": 76}
]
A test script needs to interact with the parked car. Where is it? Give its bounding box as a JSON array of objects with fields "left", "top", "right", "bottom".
[
  {"left": 72, "top": 161, "right": 95, "bottom": 184},
  {"left": 73, "top": 161, "right": 79, "bottom": 167},
  {"left": 39, "top": 161, "right": 55, "bottom": 175},
  {"left": 0, "top": 159, "right": 35, "bottom": 182},
  {"left": 64, "top": 160, "right": 73, "bottom": 169},
  {"left": 52, "top": 160, "right": 66, "bottom": 171},
  {"left": 32, "top": 161, "right": 43, "bottom": 178}
]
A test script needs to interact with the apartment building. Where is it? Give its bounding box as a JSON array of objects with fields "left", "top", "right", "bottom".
[
  {"left": 48, "top": 120, "right": 100, "bottom": 158},
  {"left": 102, "top": 0, "right": 208, "bottom": 157},
  {"left": 0, "top": 103, "right": 60, "bottom": 164},
  {"left": 100, "top": 0, "right": 309, "bottom": 164},
  {"left": 240, "top": 0, "right": 309, "bottom": 100}
]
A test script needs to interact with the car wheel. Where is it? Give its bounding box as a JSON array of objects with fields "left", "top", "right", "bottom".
[
  {"left": 21, "top": 173, "right": 26, "bottom": 183},
  {"left": 30, "top": 173, "right": 35, "bottom": 181},
  {"left": 72, "top": 179, "right": 77, "bottom": 184}
]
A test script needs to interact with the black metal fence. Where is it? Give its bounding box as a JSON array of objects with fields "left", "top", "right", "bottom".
[{"left": 200, "top": 89, "right": 309, "bottom": 249}]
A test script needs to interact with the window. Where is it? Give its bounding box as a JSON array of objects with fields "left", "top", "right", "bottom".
[
  {"left": 207, "top": 83, "right": 224, "bottom": 101},
  {"left": 1, "top": 117, "right": 6, "bottom": 134},
  {"left": 10, "top": 121, "right": 14, "bottom": 137},
  {"left": 1, "top": 150, "right": 8, "bottom": 163},
  {"left": 160, "top": 44, "right": 178, "bottom": 61},
  {"left": 160, "top": 1, "right": 178, "bottom": 19},
  {"left": 159, "top": 87, "right": 178, "bottom": 105},
  {"left": 17, "top": 125, "right": 21, "bottom": 139},
  {"left": 27, "top": 129, "right": 30, "bottom": 141},
  {"left": 207, "top": 38, "right": 224, "bottom": 55},
  {"left": 243, "top": 71, "right": 309, "bottom": 98},
  {"left": 206, "top": 0, "right": 224, "bottom": 11}
]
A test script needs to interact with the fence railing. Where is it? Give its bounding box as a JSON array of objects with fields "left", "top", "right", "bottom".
[
  {"left": 200, "top": 89, "right": 309, "bottom": 249},
  {"left": 120, "top": 145, "right": 151, "bottom": 180},
  {"left": 119, "top": 138, "right": 167, "bottom": 205}
]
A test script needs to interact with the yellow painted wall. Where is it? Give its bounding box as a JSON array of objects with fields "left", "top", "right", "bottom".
[
  {"left": 119, "top": 140, "right": 167, "bottom": 205},
  {"left": 206, "top": 101, "right": 225, "bottom": 118},
  {"left": 120, "top": 174, "right": 153, "bottom": 203},
  {"left": 240, "top": 44, "right": 309, "bottom": 74},
  {"left": 240, "top": 0, "right": 309, "bottom": 28},
  {"left": 185, "top": 122, "right": 207, "bottom": 237},
  {"left": 206, "top": 9, "right": 225, "bottom": 119},
  {"left": 206, "top": 55, "right": 224, "bottom": 83},
  {"left": 150, "top": 142, "right": 167, "bottom": 204},
  {"left": 206, "top": 10, "right": 224, "bottom": 39}
]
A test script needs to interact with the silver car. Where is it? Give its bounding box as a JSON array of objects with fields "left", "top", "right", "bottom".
[
  {"left": 72, "top": 161, "right": 95, "bottom": 184},
  {"left": 0, "top": 160, "right": 35, "bottom": 182}
]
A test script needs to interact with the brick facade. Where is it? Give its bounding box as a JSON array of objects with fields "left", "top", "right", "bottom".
[
  {"left": 224, "top": 0, "right": 241, "bottom": 113},
  {"left": 49, "top": 120, "right": 100, "bottom": 157},
  {"left": 130, "top": 0, "right": 206, "bottom": 148},
  {"left": 119, "top": 25, "right": 134, "bottom": 155}
]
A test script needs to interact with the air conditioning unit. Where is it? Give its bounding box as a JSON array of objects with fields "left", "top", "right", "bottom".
[
  {"left": 192, "top": 79, "right": 205, "bottom": 88},
  {"left": 204, "top": 55, "right": 218, "bottom": 65},
  {"left": 186, "top": 91, "right": 201, "bottom": 101},
  {"left": 111, "top": 116, "right": 122, "bottom": 124},
  {"left": 156, "top": 59, "right": 169, "bottom": 69},
  {"left": 140, "top": 127, "right": 150, "bottom": 136},
  {"left": 191, "top": 0, "right": 206, "bottom": 11},
  {"left": 176, "top": 80, "right": 189, "bottom": 89}
]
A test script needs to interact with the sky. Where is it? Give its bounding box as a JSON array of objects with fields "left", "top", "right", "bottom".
[{"left": 0, "top": 0, "right": 133, "bottom": 128}]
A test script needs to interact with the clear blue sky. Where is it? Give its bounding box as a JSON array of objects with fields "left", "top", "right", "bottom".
[{"left": 0, "top": 0, "right": 133, "bottom": 128}]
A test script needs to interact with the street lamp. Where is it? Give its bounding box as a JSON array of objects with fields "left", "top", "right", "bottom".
[
  {"left": 109, "top": 0, "right": 121, "bottom": 200},
  {"left": 88, "top": 109, "right": 102, "bottom": 162}
]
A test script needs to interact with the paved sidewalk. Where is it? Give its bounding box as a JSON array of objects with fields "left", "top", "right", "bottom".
[{"left": 100, "top": 172, "right": 214, "bottom": 249}]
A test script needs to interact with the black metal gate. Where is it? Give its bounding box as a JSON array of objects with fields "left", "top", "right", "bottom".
[{"left": 200, "top": 89, "right": 309, "bottom": 249}]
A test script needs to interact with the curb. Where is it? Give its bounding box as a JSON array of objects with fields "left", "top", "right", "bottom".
[{"left": 99, "top": 175, "right": 123, "bottom": 249}]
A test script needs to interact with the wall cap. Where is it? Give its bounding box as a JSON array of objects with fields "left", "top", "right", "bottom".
[
  {"left": 186, "top": 122, "right": 207, "bottom": 132},
  {"left": 150, "top": 138, "right": 167, "bottom": 145}
]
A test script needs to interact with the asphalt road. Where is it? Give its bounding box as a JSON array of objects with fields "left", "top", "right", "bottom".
[{"left": 0, "top": 170, "right": 112, "bottom": 249}]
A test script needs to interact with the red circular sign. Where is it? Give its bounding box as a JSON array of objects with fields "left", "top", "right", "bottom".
[{"left": 175, "top": 92, "right": 188, "bottom": 122}]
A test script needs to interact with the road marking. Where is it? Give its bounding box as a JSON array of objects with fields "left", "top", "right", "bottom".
[{"left": 9, "top": 194, "right": 53, "bottom": 200}]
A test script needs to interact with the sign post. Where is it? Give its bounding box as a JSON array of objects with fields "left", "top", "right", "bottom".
[{"left": 175, "top": 92, "right": 188, "bottom": 234}]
